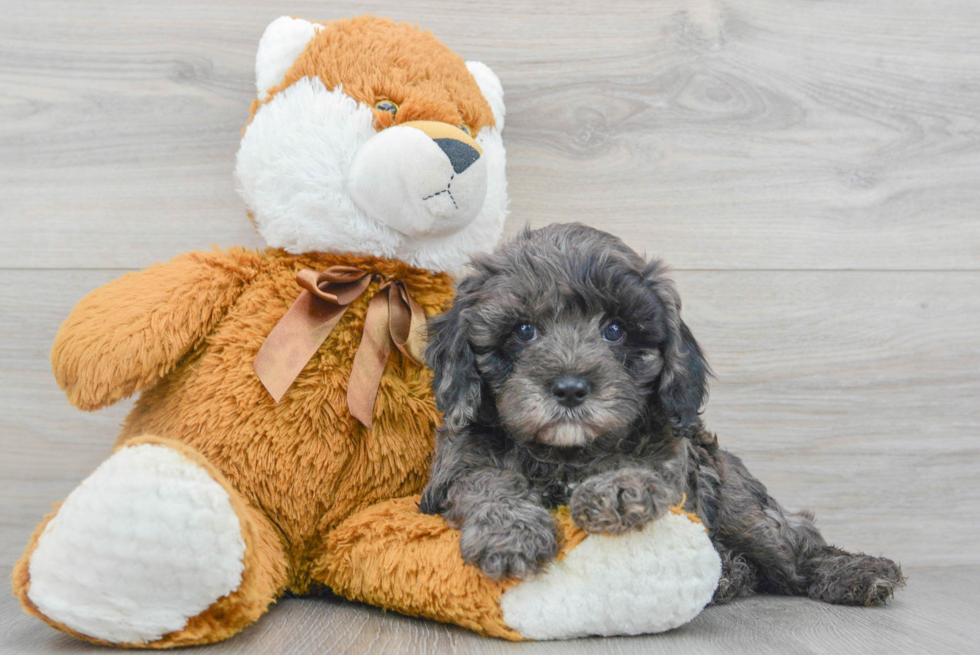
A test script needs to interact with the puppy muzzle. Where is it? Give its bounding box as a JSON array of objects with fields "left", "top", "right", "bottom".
[{"left": 346, "top": 121, "right": 488, "bottom": 238}]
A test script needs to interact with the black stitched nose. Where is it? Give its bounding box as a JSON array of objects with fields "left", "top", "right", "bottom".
[
  {"left": 552, "top": 376, "right": 592, "bottom": 408},
  {"left": 434, "top": 138, "right": 480, "bottom": 175}
]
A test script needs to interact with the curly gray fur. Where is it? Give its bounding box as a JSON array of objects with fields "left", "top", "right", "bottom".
[
  {"left": 420, "top": 223, "right": 905, "bottom": 606},
  {"left": 442, "top": 468, "right": 560, "bottom": 578},
  {"left": 569, "top": 467, "right": 678, "bottom": 534}
]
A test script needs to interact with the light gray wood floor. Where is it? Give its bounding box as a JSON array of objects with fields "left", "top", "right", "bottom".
[
  {"left": 2, "top": 566, "right": 978, "bottom": 655},
  {"left": 2, "top": 0, "right": 979, "bottom": 653}
]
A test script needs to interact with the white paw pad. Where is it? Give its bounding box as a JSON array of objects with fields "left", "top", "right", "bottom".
[
  {"left": 500, "top": 511, "right": 721, "bottom": 640},
  {"left": 27, "top": 443, "right": 247, "bottom": 644}
]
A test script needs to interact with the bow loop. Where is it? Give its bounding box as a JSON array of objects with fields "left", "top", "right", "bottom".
[
  {"left": 296, "top": 266, "right": 375, "bottom": 306},
  {"left": 254, "top": 267, "right": 428, "bottom": 429}
]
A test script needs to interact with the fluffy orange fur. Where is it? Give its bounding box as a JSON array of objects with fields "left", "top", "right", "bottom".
[
  {"left": 83, "top": 248, "right": 448, "bottom": 576},
  {"left": 249, "top": 16, "right": 496, "bottom": 134},
  {"left": 319, "top": 497, "right": 609, "bottom": 641},
  {"left": 320, "top": 495, "right": 524, "bottom": 641},
  {"left": 12, "top": 248, "right": 473, "bottom": 644},
  {"left": 13, "top": 17, "right": 520, "bottom": 646}
]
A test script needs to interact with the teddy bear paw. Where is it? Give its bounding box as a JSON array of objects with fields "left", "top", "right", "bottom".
[
  {"left": 24, "top": 443, "right": 247, "bottom": 644},
  {"left": 499, "top": 510, "right": 721, "bottom": 639}
]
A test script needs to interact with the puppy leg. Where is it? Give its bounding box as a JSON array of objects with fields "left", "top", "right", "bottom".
[
  {"left": 712, "top": 452, "right": 825, "bottom": 595},
  {"left": 710, "top": 543, "right": 759, "bottom": 604},
  {"left": 570, "top": 467, "right": 679, "bottom": 534},
  {"left": 444, "top": 469, "right": 561, "bottom": 580},
  {"left": 803, "top": 546, "right": 905, "bottom": 606},
  {"left": 713, "top": 451, "right": 904, "bottom": 605},
  {"left": 732, "top": 503, "right": 904, "bottom": 605}
]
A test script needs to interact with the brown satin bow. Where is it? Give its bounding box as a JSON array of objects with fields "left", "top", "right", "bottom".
[{"left": 253, "top": 266, "right": 426, "bottom": 428}]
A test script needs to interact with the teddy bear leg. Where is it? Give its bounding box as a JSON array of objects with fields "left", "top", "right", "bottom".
[
  {"left": 12, "top": 436, "right": 289, "bottom": 648},
  {"left": 312, "top": 496, "right": 721, "bottom": 641}
]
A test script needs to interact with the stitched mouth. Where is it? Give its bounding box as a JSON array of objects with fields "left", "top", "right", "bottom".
[{"left": 422, "top": 173, "right": 457, "bottom": 210}]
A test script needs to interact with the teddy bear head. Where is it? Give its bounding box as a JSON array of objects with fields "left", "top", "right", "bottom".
[{"left": 235, "top": 16, "right": 508, "bottom": 273}]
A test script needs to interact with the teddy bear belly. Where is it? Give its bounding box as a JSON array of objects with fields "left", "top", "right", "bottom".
[{"left": 114, "top": 339, "right": 438, "bottom": 564}]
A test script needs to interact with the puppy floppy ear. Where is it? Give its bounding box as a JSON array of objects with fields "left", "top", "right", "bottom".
[
  {"left": 643, "top": 261, "right": 710, "bottom": 431},
  {"left": 425, "top": 276, "right": 484, "bottom": 431}
]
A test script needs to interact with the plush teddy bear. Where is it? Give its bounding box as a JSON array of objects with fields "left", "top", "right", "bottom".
[{"left": 13, "top": 16, "right": 720, "bottom": 647}]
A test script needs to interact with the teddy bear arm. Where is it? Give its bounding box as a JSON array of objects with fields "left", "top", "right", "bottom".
[{"left": 52, "top": 249, "right": 258, "bottom": 411}]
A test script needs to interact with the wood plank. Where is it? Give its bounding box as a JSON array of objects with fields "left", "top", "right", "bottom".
[
  {"left": 2, "top": 565, "right": 977, "bottom": 654},
  {"left": 0, "top": 270, "right": 134, "bottom": 566},
  {"left": 2, "top": 269, "right": 977, "bottom": 569},
  {"left": 681, "top": 270, "right": 980, "bottom": 567},
  {"left": 2, "top": 0, "right": 979, "bottom": 270}
]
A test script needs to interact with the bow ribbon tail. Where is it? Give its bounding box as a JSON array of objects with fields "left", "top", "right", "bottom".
[
  {"left": 389, "top": 282, "right": 428, "bottom": 365},
  {"left": 254, "top": 290, "right": 352, "bottom": 402},
  {"left": 347, "top": 282, "right": 428, "bottom": 429},
  {"left": 347, "top": 292, "right": 394, "bottom": 428}
]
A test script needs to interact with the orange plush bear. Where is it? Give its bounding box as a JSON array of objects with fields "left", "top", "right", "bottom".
[{"left": 13, "top": 16, "right": 720, "bottom": 647}]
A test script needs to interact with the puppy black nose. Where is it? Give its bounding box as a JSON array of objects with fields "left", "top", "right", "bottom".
[
  {"left": 552, "top": 376, "right": 591, "bottom": 408},
  {"left": 434, "top": 138, "right": 480, "bottom": 174}
]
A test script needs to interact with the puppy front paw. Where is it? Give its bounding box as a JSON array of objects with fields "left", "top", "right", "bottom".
[
  {"left": 570, "top": 468, "right": 676, "bottom": 534},
  {"left": 459, "top": 510, "right": 560, "bottom": 580}
]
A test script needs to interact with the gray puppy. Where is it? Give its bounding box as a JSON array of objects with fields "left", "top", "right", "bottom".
[{"left": 420, "top": 223, "right": 905, "bottom": 606}]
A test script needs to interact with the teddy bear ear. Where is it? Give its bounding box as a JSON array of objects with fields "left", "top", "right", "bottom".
[
  {"left": 466, "top": 61, "right": 505, "bottom": 131},
  {"left": 255, "top": 16, "right": 323, "bottom": 101}
]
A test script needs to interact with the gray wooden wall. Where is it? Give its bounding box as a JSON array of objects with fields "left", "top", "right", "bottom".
[{"left": 2, "top": 0, "right": 978, "bottom": 618}]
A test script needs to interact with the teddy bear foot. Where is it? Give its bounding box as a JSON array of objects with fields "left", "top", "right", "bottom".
[
  {"left": 319, "top": 497, "right": 722, "bottom": 641},
  {"left": 498, "top": 509, "right": 722, "bottom": 639},
  {"left": 13, "top": 437, "right": 288, "bottom": 647}
]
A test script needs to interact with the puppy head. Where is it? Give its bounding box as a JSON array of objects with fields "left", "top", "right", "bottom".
[{"left": 426, "top": 223, "right": 709, "bottom": 447}]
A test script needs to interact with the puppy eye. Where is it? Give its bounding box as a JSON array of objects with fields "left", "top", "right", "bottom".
[
  {"left": 514, "top": 322, "right": 537, "bottom": 342},
  {"left": 375, "top": 100, "right": 399, "bottom": 117},
  {"left": 602, "top": 322, "right": 625, "bottom": 343},
  {"left": 459, "top": 124, "right": 472, "bottom": 136}
]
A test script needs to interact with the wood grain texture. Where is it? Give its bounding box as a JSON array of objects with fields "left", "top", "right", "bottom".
[
  {"left": 1, "top": 0, "right": 979, "bottom": 270},
  {"left": 2, "top": 566, "right": 978, "bottom": 654},
  {"left": 2, "top": 0, "right": 979, "bottom": 652}
]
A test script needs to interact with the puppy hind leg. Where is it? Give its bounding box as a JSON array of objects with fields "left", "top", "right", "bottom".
[
  {"left": 802, "top": 546, "right": 905, "bottom": 606},
  {"left": 712, "top": 452, "right": 829, "bottom": 597},
  {"left": 720, "top": 497, "right": 904, "bottom": 605},
  {"left": 717, "top": 500, "right": 827, "bottom": 597}
]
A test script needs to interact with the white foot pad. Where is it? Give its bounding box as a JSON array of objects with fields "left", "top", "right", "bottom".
[
  {"left": 501, "top": 511, "right": 721, "bottom": 640},
  {"left": 27, "top": 443, "right": 247, "bottom": 644}
]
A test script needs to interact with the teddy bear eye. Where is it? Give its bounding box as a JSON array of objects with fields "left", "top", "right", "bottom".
[
  {"left": 514, "top": 322, "right": 537, "bottom": 342},
  {"left": 459, "top": 125, "right": 472, "bottom": 136},
  {"left": 375, "top": 100, "right": 398, "bottom": 116},
  {"left": 602, "top": 322, "right": 625, "bottom": 343}
]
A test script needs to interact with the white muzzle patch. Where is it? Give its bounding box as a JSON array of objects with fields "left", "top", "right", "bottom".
[{"left": 346, "top": 122, "right": 488, "bottom": 238}]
